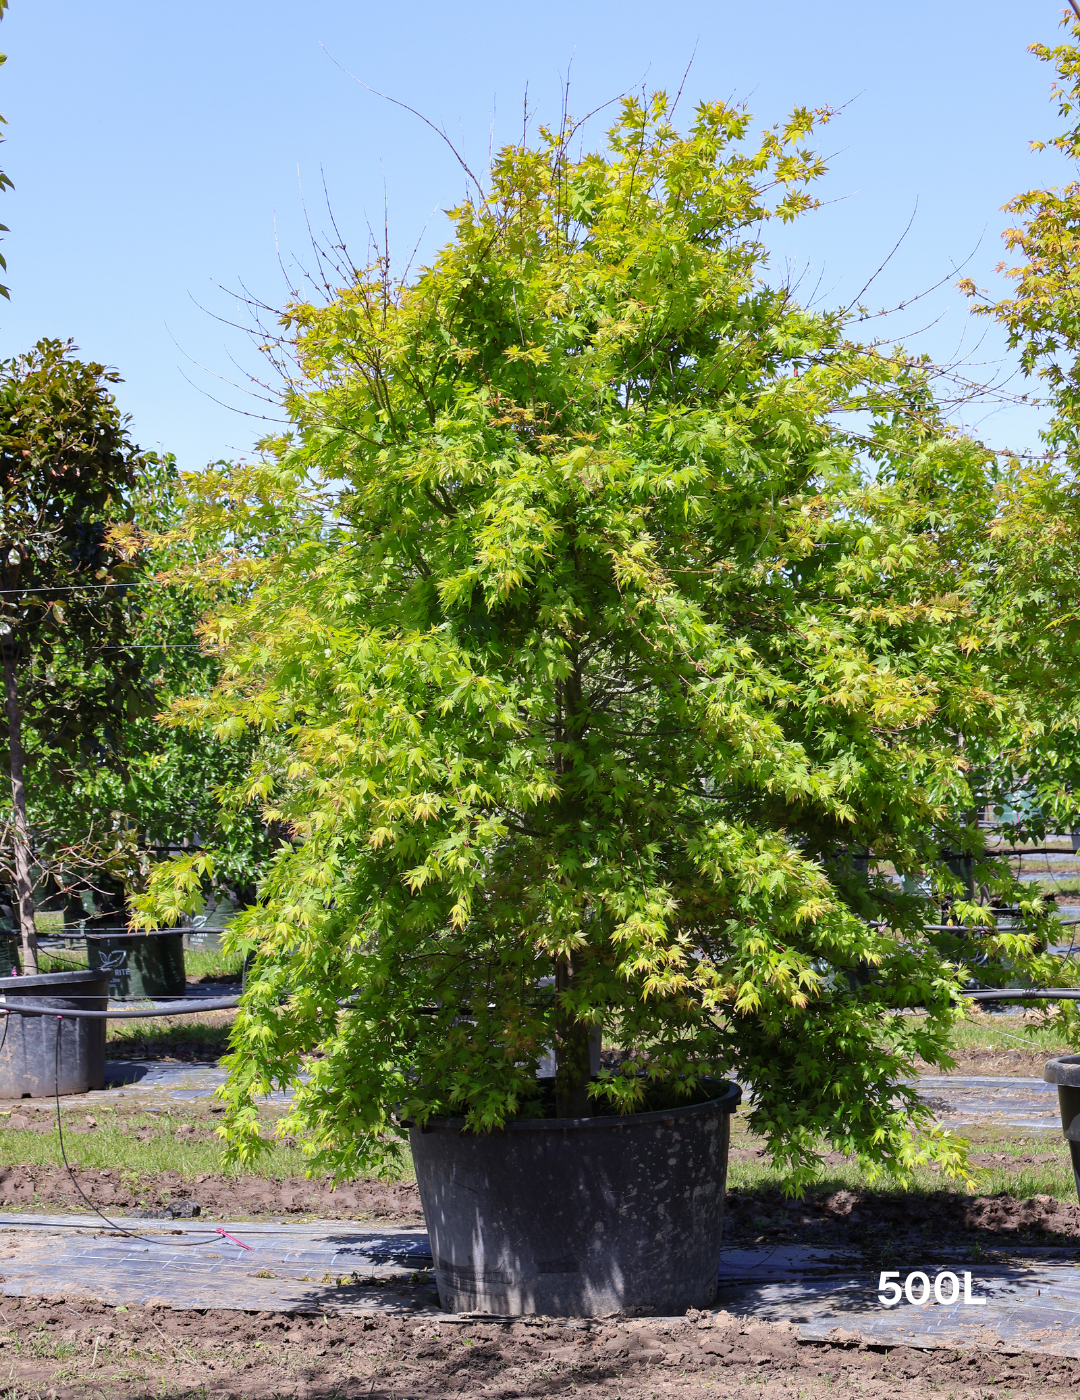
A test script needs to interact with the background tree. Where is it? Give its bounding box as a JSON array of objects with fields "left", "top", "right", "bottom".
[
  {"left": 1, "top": 449, "right": 280, "bottom": 945},
  {"left": 137, "top": 95, "right": 1067, "bottom": 1189},
  {"left": 0, "top": 339, "right": 146, "bottom": 971},
  {"left": 951, "top": 6, "right": 1080, "bottom": 1037}
]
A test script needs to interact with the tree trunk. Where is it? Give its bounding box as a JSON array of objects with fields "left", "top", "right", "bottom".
[
  {"left": 2, "top": 649, "right": 36, "bottom": 974},
  {"left": 554, "top": 955, "right": 595, "bottom": 1119}
]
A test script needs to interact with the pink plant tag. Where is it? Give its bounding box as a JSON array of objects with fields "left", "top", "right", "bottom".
[{"left": 215, "top": 1226, "right": 252, "bottom": 1251}]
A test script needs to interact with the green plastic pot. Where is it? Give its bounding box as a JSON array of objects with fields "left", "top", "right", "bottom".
[
  {"left": 85, "top": 929, "right": 186, "bottom": 1000},
  {"left": 0, "top": 932, "right": 20, "bottom": 977}
]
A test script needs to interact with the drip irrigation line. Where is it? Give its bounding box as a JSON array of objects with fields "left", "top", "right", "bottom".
[{"left": 50, "top": 1017, "right": 247, "bottom": 1250}]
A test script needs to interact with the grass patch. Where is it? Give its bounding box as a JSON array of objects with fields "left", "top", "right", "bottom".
[
  {"left": 105, "top": 1015, "right": 234, "bottom": 1053},
  {"left": 947, "top": 1009, "right": 1070, "bottom": 1056},
  {"left": 0, "top": 1109, "right": 308, "bottom": 1179},
  {"left": 728, "top": 1153, "right": 1077, "bottom": 1203},
  {"left": 35, "top": 948, "right": 89, "bottom": 975},
  {"left": 1034, "top": 876, "right": 1080, "bottom": 896},
  {"left": 186, "top": 943, "right": 246, "bottom": 980},
  {"left": 728, "top": 1112, "right": 1078, "bottom": 1201}
]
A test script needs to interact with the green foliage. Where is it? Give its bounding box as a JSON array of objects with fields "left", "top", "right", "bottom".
[
  {"left": 0, "top": 338, "right": 149, "bottom": 922},
  {"left": 0, "top": 338, "right": 144, "bottom": 709},
  {"left": 949, "top": 17, "right": 1080, "bottom": 876},
  {"left": 136, "top": 93, "right": 1073, "bottom": 1191},
  {"left": 22, "top": 452, "right": 276, "bottom": 910},
  {"left": 0, "top": 344, "right": 274, "bottom": 918}
]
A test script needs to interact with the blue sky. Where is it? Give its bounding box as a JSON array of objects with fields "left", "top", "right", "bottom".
[{"left": 0, "top": 0, "right": 1073, "bottom": 467}]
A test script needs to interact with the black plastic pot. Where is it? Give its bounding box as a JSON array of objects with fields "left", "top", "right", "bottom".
[
  {"left": 409, "top": 1080, "right": 741, "bottom": 1317},
  {"left": 86, "top": 930, "right": 185, "bottom": 999},
  {"left": 0, "top": 969, "right": 110, "bottom": 1097},
  {"left": 1045, "top": 1054, "right": 1080, "bottom": 1198}
]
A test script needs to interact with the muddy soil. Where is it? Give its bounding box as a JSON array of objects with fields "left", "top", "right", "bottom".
[
  {"left": 722, "top": 1183, "right": 1080, "bottom": 1249},
  {"left": 0, "top": 1165, "right": 424, "bottom": 1222},
  {"left": 916, "top": 1045, "right": 1070, "bottom": 1076},
  {"left": 0, "top": 1293, "right": 1076, "bottom": 1400}
]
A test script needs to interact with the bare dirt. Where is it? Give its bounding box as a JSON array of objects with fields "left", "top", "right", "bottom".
[
  {"left": 0, "top": 1293, "right": 1076, "bottom": 1400},
  {"left": 0, "top": 1164, "right": 424, "bottom": 1223},
  {"left": 722, "top": 1183, "right": 1080, "bottom": 1249},
  {"left": 916, "top": 1044, "right": 1070, "bottom": 1077}
]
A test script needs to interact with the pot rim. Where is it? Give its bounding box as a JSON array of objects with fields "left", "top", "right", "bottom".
[
  {"left": 409, "top": 1079, "right": 741, "bottom": 1133},
  {"left": 1045, "top": 1053, "right": 1080, "bottom": 1086},
  {"left": 0, "top": 969, "right": 111, "bottom": 991}
]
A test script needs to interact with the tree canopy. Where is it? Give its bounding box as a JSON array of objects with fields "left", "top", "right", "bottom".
[
  {"left": 0, "top": 339, "right": 148, "bottom": 966},
  {"left": 136, "top": 93, "right": 1075, "bottom": 1189}
]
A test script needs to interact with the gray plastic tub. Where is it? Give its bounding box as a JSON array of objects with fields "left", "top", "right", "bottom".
[
  {"left": 410, "top": 1081, "right": 741, "bottom": 1316},
  {"left": 0, "top": 970, "right": 110, "bottom": 1097},
  {"left": 1044, "top": 1054, "right": 1080, "bottom": 1199}
]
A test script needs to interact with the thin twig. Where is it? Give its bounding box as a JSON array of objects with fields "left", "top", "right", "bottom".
[
  {"left": 843, "top": 200, "right": 919, "bottom": 315},
  {"left": 148, "top": 1314, "right": 198, "bottom": 1365},
  {"left": 321, "top": 45, "right": 484, "bottom": 195}
]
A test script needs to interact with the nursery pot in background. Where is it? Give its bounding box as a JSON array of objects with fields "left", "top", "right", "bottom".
[
  {"left": 409, "top": 1080, "right": 741, "bottom": 1317},
  {"left": 1044, "top": 1054, "right": 1080, "bottom": 1200},
  {"left": 0, "top": 969, "right": 110, "bottom": 1096},
  {"left": 86, "top": 929, "right": 186, "bottom": 999},
  {"left": 0, "top": 932, "right": 19, "bottom": 977}
]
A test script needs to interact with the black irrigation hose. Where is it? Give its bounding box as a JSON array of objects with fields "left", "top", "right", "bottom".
[
  {"left": 0, "top": 991, "right": 241, "bottom": 1001},
  {"left": 923, "top": 921, "right": 1080, "bottom": 931},
  {"left": 960, "top": 988, "right": 1080, "bottom": 1001},
  {"left": 0, "top": 997, "right": 241, "bottom": 1019},
  {"left": 49, "top": 1016, "right": 248, "bottom": 1251}
]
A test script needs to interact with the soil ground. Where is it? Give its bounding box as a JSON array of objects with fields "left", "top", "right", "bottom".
[
  {"left": 0, "top": 1293, "right": 1076, "bottom": 1400},
  {"left": 0, "top": 1163, "right": 424, "bottom": 1221},
  {"left": 917, "top": 1043, "right": 1067, "bottom": 1076}
]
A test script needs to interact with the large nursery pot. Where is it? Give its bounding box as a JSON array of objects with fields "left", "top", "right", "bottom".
[
  {"left": 409, "top": 1080, "right": 742, "bottom": 1317},
  {"left": 0, "top": 969, "right": 110, "bottom": 1097},
  {"left": 1044, "top": 1054, "right": 1080, "bottom": 1200},
  {"left": 86, "top": 929, "right": 185, "bottom": 999}
]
